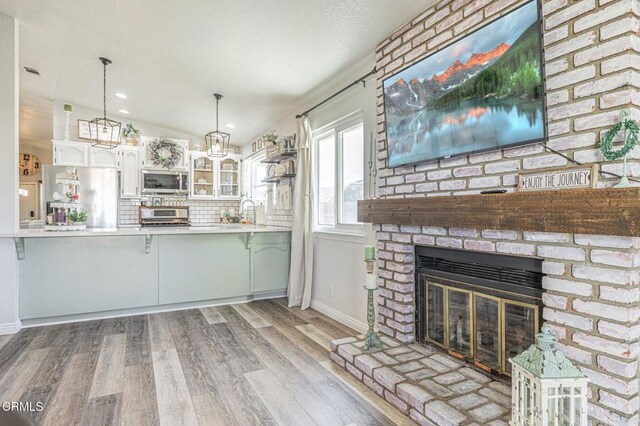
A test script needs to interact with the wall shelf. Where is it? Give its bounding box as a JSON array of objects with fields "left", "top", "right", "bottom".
[
  {"left": 261, "top": 151, "right": 296, "bottom": 164},
  {"left": 357, "top": 187, "right": 640, "bottom": 237},
  {"left": 262, "top": 174, "right": 296, "bottom": 184}
]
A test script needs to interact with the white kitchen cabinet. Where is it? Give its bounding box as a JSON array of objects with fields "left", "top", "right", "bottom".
[
  {"left": 53, "top": 140, "right": 90, "bottom": 167},
  {"left": 216, "top": 154, "right": 242, "bottom": 199},
  {"left": 190, "top": 152, "right": 216, "bottom": 199},
  {"left": 89, "top": 146, "right": 120, "bottom": 168},
  {"left": 120, "top": 146, "right": 141, "bottom": 198},
  {"left": 140, "top": 136, "right": 189, "bottom": 170}
]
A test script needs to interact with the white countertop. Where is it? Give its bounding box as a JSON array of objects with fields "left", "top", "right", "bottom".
[{"left": 1, "top": 225, "right": 291, "bottom": 238}]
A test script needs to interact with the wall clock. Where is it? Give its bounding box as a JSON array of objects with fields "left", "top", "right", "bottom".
[{"left": 19, "top": 153, "right": 41, "bottom": 176}]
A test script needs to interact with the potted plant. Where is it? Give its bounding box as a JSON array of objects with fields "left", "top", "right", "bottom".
[
  {"left": 122, "top": 123, "right": 140, "bottom": 146},
  {"left": 68, "top": 208, "right": 88, "bottom": 225}
]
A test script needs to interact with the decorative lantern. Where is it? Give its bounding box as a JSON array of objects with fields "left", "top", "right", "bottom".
[
  {"left": 205, "top": 93, "right": 230, "bottom": 157},
  {"left": 510, "top": 325, "right": 588, "bottom": 426},
  {"left": 89, "top": 57, "right": 121, "bottom": 149}
]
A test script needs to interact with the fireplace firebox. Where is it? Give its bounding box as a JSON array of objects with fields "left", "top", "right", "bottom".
[{"left": 415, "top": 246, "right": 544, "bottom": 377}]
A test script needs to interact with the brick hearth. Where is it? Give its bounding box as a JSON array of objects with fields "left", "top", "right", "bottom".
[
  {"left": 329, "top": 0, "right": 640, "bottom": 424},
  {"left": 331, "top": 336, "right": 512, "bottom": 425}
]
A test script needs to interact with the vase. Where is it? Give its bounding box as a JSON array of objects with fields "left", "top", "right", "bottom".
[{"left": 125, "top": 137, "right": 137, "bottom": 146}]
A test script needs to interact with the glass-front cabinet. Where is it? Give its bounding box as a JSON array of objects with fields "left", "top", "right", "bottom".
[
  {"left": 188, "top": 153, "right": 241, "bottom": 200},
  {"left": 190, "top": 153, "right": 215, "bottom": 199},
  {"left": 217, "top": 155, "right": 241, "bottom": 199}
]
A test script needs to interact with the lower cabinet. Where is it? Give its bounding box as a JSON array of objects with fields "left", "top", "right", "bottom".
[
  {"left": 18, "top": 232, "right": 291, "bottom": 321},
  {"left": 250, "top": 232, "right": 291, "bottom": 294},
  {"left": 158, "top": 234, "right": 250, "bottom": 304},
  {"left": 20, "top": 236, "right": 159, "bottom": 319}
]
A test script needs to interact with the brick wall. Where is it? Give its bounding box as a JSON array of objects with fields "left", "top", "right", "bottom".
[{"left": 372, "top": 0, "right": 640, "bottom": 423}]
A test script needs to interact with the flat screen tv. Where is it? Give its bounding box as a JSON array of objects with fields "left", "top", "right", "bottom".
[{"left": 383, "top": 0, "right": 546, "bottom": 168}]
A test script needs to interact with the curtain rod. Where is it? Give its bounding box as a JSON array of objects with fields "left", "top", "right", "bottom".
[{"left": 296, "top": 66, "right": 377, "bottom": 119}]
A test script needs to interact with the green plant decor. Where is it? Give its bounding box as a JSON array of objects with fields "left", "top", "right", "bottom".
[
  {"left": 600, "top": 110, "right": 638, "bottom": 188},
  {"left": 122, "top": 123, "right": 140, "bottom": 138},
  {"left": 68, "top": 209, "right": 88, "bottom": 224}
]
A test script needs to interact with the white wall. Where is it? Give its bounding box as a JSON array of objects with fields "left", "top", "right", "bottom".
[
  {"left": 0, "top": 12, "right": 21, "bottom": 334},
  {"left": 52, "top": 101, "right": 209, "bottom": 149},
  {"left": 242, "top": 55, "right": 378, "bottom": 331}
]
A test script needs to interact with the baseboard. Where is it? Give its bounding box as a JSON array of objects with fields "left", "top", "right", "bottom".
[
  {"left": 0, "top": 320, "right": 22, "bottom": 335},
  {"left": 21, "top": 291, "right": 286, "bottom": 328},
  {"left": 310, "top": 299, "right": 367, "bottom": 334}
]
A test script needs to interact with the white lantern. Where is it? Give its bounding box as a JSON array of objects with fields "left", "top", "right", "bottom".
[{"left": 509, "top": 324, "right": 589, "bottom": 426}]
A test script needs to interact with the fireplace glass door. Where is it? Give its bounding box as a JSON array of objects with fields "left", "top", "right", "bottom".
[
  {"left": 474, "top": 294, "right": 501, "bottom": 371},
  {"left": 423, "top": 278, "right": 539, "bottom": 376},
  {"left": 504, "top": 302, "right": 537, "bottom": 374},
  {"left": 447, "top": 288, "right": 472, "bottom": 356}
]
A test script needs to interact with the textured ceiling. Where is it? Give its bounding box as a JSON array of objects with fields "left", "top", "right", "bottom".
[{"left": 0, "top": 0, "right": 434, "bottom": 145}]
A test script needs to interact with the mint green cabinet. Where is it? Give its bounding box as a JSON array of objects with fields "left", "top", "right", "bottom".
[
  {"left": 250, "top": 232, "right": 291, "bottom": 294},
  {"left": 158, "top": 234, "right": 250, "bottom": 304}
]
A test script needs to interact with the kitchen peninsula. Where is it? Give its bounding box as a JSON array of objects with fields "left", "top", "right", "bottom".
[{"left": 2, "top": 225, "right": 291, "bottom": 326}]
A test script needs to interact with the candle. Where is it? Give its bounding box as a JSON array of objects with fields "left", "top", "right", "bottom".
[
  {"left": 365, "top": 273, "right": 377, "bottom": 290},
  {"left": 364, "top": 245, "right": 375, "bottom": 260}
]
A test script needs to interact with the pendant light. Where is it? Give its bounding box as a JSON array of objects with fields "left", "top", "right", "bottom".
[
  {"left": 205, "top": 93, "right": 230, "bottom": 157},
  {"left": 90, "top": 57, "right": 121, "bottom": 149}
]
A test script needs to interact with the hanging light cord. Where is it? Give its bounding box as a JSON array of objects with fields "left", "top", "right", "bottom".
[
  {"left": 215, "top": 96, "right": 219, "bottom": 132},
  {"left": 102, "top": 61, "right": 107, "bottom": 120}
]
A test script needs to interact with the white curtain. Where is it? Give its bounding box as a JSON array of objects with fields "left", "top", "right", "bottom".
[{"left": 287, "top": 116, "right": 314, "bottom": 309}]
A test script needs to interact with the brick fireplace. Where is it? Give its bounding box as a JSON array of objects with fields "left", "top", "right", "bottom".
[{"left": 330, "top": 0, "right": 640, "bottom": 424}]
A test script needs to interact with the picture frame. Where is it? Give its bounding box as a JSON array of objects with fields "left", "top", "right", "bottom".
[{"left": 77, "top": 119, "right": 92, "bottom": 140}]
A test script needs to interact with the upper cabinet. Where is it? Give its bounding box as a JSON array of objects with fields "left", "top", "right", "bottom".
[
  {"left": 189, "top": 152, "right": 241, "bottom": 200},
  {"left": 217, "top": 154, "right": 241, "bottom": 199},
  {"left": 120, "top": 147, "right": 141, "bottom": 198},
  {"left": 89, "top": 146, "right": 120, "bottom": 168},
  {"left": 140, "top": 136, "right": 189, "bottom": 170},
  {"left": 53, "top": 140, "right": 119, "bottom": 168},
  {"left": 53, "top": 141, "right": 90, "bottom": 167},
  {"left": 190, "top": 152, "right": 216, "bottom": 199}
]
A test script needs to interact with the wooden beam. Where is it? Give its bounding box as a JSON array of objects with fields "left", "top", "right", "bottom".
[{"left": 357, "top": 187, "right": 640, "bottom": 237}]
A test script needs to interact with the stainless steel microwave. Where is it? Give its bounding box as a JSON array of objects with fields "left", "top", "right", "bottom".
[{"left": 141, "top": 170, "right": 189, "bottom": 195}]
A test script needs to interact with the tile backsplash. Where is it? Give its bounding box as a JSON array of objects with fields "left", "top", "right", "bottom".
[{"left": 119, "top": 198, "right": 241, "bottom": 225}]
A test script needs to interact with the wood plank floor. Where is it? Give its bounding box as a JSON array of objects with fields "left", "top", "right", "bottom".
[{"left": 0, "top": 299, "right": 412, "bottom": 426}]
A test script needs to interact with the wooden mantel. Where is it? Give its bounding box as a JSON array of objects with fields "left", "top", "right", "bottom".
[{"left": 357, "top": 187, "right": 640, "bottom": 237}]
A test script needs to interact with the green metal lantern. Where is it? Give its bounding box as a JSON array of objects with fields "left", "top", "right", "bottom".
[{"left": 509, "top": 325, "right": 588, "bottom": 426}]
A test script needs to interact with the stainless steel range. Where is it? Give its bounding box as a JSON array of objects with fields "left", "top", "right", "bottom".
[{"left": 139, "top": 206, "right": 190, "bottom": 227}]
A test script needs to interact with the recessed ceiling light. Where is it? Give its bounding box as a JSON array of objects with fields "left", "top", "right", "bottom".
[
  {"left": 23, "top": 66, "right": 40, "bottom": 76},
  {"left": 119, "top": 109, "right": 130, "bottom": 115},
  {"left": 225, "top": 123, "right": 236, "bottom": 129},
  {"left": 115, "top": 92, "right": 128, "bottom": 99}
]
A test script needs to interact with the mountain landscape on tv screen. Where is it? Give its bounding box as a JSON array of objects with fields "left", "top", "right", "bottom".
[{"left": 383, "top": 0, "right": 545, "bottom": 167}]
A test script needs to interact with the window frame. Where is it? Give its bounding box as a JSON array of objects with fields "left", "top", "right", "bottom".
[{"left": 312, "top": 111, "right": 365, "bottom": 235}]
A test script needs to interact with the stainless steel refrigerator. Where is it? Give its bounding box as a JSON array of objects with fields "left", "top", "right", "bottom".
[{"left": 42, "top": 166, "right": 119, "bottom": 228}]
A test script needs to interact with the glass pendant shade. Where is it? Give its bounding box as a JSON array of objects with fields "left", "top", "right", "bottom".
[
  {"left": 90, "top": 57, "right": 121, "bottom": 149},
  {"left": 205, "top": 93, "right": 230, "bottom": 157}
]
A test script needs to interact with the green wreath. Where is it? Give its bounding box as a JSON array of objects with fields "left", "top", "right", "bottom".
[
  {"left": 600, "top": 110, "right": 639, "bottom": 161},
  {"left": 148, "top": 137, "right": 182, "bottom": 169}
]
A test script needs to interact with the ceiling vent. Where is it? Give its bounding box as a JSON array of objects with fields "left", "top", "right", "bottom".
[{"left": 23, "top": 66, "right": 40, "bottom": 76}]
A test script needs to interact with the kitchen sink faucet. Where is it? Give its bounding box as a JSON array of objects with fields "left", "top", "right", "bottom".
[{"left": 241, "top": 198, "right": 256, "bottom": 224}]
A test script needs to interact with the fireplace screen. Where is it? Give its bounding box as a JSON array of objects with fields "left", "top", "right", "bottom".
[
  {"left": 424, "top": 279, "right": 538, "bottom": 375},
  {"left": 416, "top": 246, "right": 543, "bottom": 377}
]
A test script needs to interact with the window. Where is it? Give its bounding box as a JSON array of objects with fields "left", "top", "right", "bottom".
[
  {"left": 244, "top": 153, "right": 270, "bottom": 208},
  {"left": 314, "top": 114, "right": 364, "bottom": 233}
]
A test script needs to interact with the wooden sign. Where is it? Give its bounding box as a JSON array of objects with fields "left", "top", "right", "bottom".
[{"left": 518, "top": 164, "right": 598, "bottom": 192}]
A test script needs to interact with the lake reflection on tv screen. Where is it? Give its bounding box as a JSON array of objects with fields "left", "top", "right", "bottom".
[{"left": 383, "top": 0, "right": 545, "bottom": 167}]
